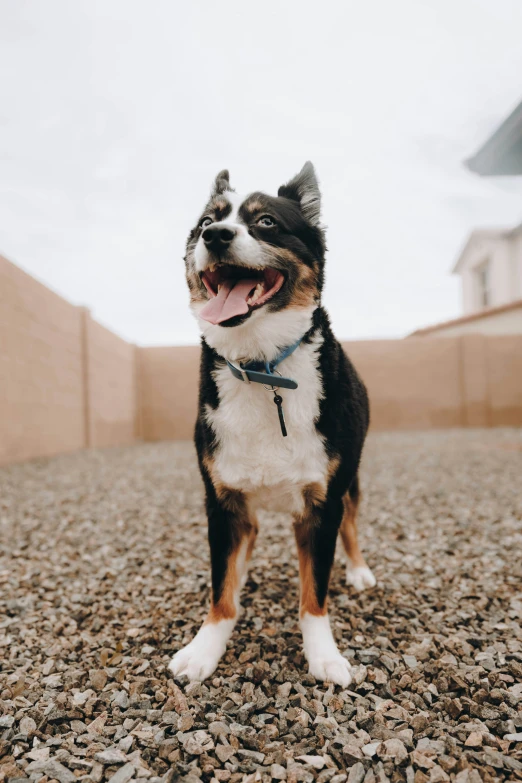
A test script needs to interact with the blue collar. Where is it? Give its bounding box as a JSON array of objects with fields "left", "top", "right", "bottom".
[{"left": 225, "top": 335, "right": 305, "bottom": 390}]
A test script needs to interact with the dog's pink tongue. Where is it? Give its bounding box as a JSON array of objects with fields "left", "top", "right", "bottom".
[{"left": 200, "top": 278, "right": 258, "bottom": 325}]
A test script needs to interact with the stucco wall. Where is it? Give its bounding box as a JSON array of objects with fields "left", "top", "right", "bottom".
[
  {"left": 0, "top": 256, "right": 85, "bottom": 465},
  {"left": 2, "top": 254, "right": 522, "bottom": 466},
  {"left": 418, "top": 306, "right": 522, "bottom": 337},
  {"left": 84, "top": 313, "right": 137, "bottom": 449},
  {"left": 138, "top": 335, "right": 522, "bottom": 441},
  {"left": 0, "top": 256, "right": 139, "bottom": 466}
]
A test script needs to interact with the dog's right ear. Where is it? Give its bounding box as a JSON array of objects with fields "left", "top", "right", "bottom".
[
  {"left": 278, "top": 161, "right": 321, "bottom": 226},
  {"left": 212, "top": 169, "right": 232, "bottom": 195}
]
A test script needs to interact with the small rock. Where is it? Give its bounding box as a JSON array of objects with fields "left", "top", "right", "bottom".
[
  {"left": 107, "top": 762, "right": 135, "bottom": 783},
  {"left": 26, "top": 759, "right": 76, "bottom": 783},
  {"left": 410, "top": 714, "right": 429, "bottom": 733},
  {"left": 380, "top": 738, "right": 408, "bottom": 765},
  {"left": 113, "top": 690, "right": 129, "bottom": 709},
  {"left": 429, "top": 767, "right": 449, "bottom": 783},
  {"left": 87, "top": 712, "right": 108, "bottom": 735},
  {"left": 215, "top": 744, "right": 236, "bottom": 763},
  {"left": 181, "top": 730, "right": 214, "bottom": 755},
  {"left": 271, "top": 764, "right": 287, "bottom": 780},
  {"left": 464, "top": 731, "right": 483, "bottom": 748},
  {"left": 0, "top": 715, "right": 14, "bottom": 728},
  {"left": 27, "top": 747, "right": 50, "bottom": 762},
  {"left": 177, "top": 711, "right": 194, "bottom": 731},
  {"left": 343, "top": 743, "right": 363, "bottom": 763},
  {"left": 296, "top": 755, "right": 326, "bottom": 770},
  {"left": 362, "top": 742, "right": 381, "bottom": 758},
  {"left": 208, "top": 720, "right": 230, "bottom": 736},
  {"left": 94, "top": 749, "right": 127, "bottom": 764},
  {"left": 277, "top": 682, "right": 292, "bottom": 699},
  {"left": 19, "top": 716, "right": 37, "bottom": 735},
  {"left": 90, "top": 670, "right": 108, "bottom": 691},
  {"left": 118, "top": 735, "right": 134, "bottom": 753},
  {"left": 411, "top": 750, "right": 434, "bottom": 770},
  {"left": 185, "top": 681, "right": 202, "bottom": 697},
  {"left": 347, "top": 762, "right": 365, "bottom": 783},
  {"left": 73, "top": 690, "right": 92, "bottom": 706},
  {"left": 237, "top": 749, "right": 265, "bottom": 764},
  {"left": 403, "top": 655, "right": 418, "bottom": 669}
]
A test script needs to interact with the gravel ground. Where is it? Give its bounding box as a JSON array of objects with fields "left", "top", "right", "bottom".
[{"left": 1, "top": 429, "right": 522, "bottom": 783}]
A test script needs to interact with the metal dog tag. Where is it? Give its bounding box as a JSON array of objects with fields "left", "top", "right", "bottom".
[{"left": 273, "top": 393, "right": 287, "bottom": 437}]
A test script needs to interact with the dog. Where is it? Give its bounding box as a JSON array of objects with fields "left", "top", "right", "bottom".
[{"left": 169, "top": 163, "right": 375, "bottom": 686}]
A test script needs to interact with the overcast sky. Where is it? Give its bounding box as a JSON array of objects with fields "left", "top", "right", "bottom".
[{"left": 1, "top": 1, "right": 522, "bottom": 345}]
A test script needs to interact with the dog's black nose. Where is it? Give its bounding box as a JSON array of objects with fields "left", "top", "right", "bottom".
[{"left": 202, "top": 225, "right": 236, "bottom": 250}]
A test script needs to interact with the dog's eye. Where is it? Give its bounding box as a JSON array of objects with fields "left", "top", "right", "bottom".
[
  {"left": 200, "top": 217, "right": 213, "bottom": 230},
  {"left": 257, "top": 215, "right": 275, "bottom": 227}
]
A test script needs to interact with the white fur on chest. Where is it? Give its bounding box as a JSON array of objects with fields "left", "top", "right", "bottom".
[{"left": 206, "top": 335, "right": 328, "bottom": 513}]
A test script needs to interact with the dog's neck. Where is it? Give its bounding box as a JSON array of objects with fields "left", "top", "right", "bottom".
[{"left": 197, "top": 305, "right": 317, "bottom": 363}]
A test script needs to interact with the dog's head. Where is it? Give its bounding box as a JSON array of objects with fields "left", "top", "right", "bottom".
[{"left": 185, "top": 162, "right": 326, "bottom": 359}]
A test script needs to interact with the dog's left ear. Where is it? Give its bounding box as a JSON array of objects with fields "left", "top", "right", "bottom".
[
  {"left": 278, "top": 161, "right": 321, "bottom": 226},
  {"left": 212, "top": 169, "right": 233, "bottom": 195}
]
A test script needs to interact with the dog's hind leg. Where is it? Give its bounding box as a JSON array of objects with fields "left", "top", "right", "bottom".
[
  {"left": 339, "top": 475, "right": 376, "bottom": 592},
  {"left": 240, "top": 515, "right": 258, "bottom": 589},
  {"left": 294, "top": 485, "right": 352, "bottom": 687},
  {"left": 169, "top": 486, "right": 254, "bottom": 682}
]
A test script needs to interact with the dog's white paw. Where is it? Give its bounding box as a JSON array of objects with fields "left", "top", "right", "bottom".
[
  {"left": 168, "top": 620, "right": 234, "bottom": 682},
  {"left": 308, "top": 653, "right": 352, "bottom": 687},
  {"left": 301, "top": 612, "right": 351, "bottom": 687},
  {"left": 346, "top": 564, "right": 376, "bottom": 592}
]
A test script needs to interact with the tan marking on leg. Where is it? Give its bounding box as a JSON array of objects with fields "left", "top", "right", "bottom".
[
  {"left": 339, "top": 492, "right": 367, "bottom": 569},
  {"left": 206, "top": 485, "right": 255, "bottom": 624},
  {"left": 206, "top": 542, "right": 242, "bottom": 623},
  {"left": 245, "top": 517, "right": 258, "bottom": 564},
  {"left": 294, "top": 484, "right": 327, "bottom": 618},
  {"left": 302, "top": 481, "right": 327, "bottom": 508},
  {"left": 327, "top": 455, "right": 341, "bottom": 481}
]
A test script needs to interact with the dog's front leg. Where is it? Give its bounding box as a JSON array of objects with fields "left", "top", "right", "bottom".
[
  {"left": 169, "top": 485, "right": 254, "bottom": 682},
  {"left": 294, "top": 489, "right": 352, "bottom": 687}
]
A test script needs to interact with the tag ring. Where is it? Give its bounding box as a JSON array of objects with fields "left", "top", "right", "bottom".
[{"left": 263, "top": 369, "right": 282, "bottom": 392}]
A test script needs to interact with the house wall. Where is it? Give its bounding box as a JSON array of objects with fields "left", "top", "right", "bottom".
[{"left": 460, "top": 232, "right": 522, "bottom": 314}]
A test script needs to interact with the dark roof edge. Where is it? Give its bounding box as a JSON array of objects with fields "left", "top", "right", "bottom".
[{"left": 465, "top": 100, "right": 522, "bottom": 175}]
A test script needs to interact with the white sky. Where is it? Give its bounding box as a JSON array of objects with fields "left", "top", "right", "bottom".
[{"left": 1, "top": 0, "right": 522, "bottom": 345}]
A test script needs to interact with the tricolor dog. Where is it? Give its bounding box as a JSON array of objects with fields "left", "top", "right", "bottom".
[{"left": 169, "top": 163, "right": 375, "bottom": 686}]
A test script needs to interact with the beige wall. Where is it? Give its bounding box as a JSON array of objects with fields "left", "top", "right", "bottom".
[
  {"left": 0, "top": 256, "right": 138, "bottom": 466},
  {"left": 2, "top": 254, "right": 522, "bottom": 466},
  {"left": 138, "top": 334, "right": 522, "bottom": 441},
  {"left": 419, "top": 306, "right": 522, "bottom": 337},
  {"left": 84, "top": 313, "right": 137, "bottom": 448},
  {"left": 0, "top": 256, "right": 85, "bottom": 465},
  {"left": 138, "top": 345, "right": 200, "bottom": 442}
]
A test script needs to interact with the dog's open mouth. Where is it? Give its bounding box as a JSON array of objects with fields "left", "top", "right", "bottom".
[{"left": 199, "top": 265, "right": 285, "bottom": 326}]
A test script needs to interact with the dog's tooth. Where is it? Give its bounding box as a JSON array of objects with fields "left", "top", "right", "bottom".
[
  {"left": 249, "top": 283, "right": 263, "bottom": 304},
  {"left": 217, "top": 284, "right": 222, "bottom": 292}
]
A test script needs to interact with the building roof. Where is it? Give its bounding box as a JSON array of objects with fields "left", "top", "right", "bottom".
[
  {"left": 466, "top": 100, "right": 522, "bottom": 175},
  {"left": 409, "top": 298, "right": 522, "bottom": 337}
]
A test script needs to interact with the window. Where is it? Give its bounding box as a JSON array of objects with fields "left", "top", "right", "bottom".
[{"left": 475, "top": 259, "right": 490, "bottom": 309}]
